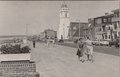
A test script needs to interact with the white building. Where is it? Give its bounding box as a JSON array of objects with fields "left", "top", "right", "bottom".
[{"left": 57, "top": 3, "right": 70, "bottom": 40}]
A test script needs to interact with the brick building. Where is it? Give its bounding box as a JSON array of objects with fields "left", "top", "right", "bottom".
[{"left": 68, "top": 22, "right": 88, "bottom": 40}]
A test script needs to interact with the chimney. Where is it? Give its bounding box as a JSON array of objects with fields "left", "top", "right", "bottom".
[
  {"left": 105, "top": 12, "right": 109, "bottom": 15},
  {"left": 88, "top": 18, "right": 93, "bottom": 23}
]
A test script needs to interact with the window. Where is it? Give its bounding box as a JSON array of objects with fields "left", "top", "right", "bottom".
[
  {"left": 65, "top": 13, "right": 67, "bottom": 17},
  {"left": 105, "top": 35, "right": 107, "bottom": 39},
  {"left": 108, "top": 18, "right": 111, "bottom": 22},
  {"left": 109, "top": 35, "right": 111, "bottom": 39},
  {"left": 113, "top": 23, "right": 117, "bottom": 29},
  {"left": 73, "top": 27, "right": 77, "bottom": 30},
  {"left": 103, "top": 18, "right": 107, "bottom": 22},
  {"left": 118, "top": 13, "right": 119, "bottom": 17},
  {"left": 95, "top": 18, "right": 102, "bottom": 25},
  {"left": 114, "top": 34, "right": 117, "bottom": 39},
  {"left": 108, "top": 27, "right": 110, "bottom": 30},
  {"left": 114, "top": 14, "right": 116, "bottom": 18},
  {"left": 118, "top": 21, "right": 120, "bottom": 28},
  {"left": 98, "top": 28, "right": 102, "bottom": 31}
]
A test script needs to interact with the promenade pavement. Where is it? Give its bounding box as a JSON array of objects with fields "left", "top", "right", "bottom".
[{"left": 30, "top": 42, "right": 119, "bottom": 77}]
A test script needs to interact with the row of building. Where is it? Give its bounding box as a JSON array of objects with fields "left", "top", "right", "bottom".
[
  {"left": 38, "top": 3, "right": 119, "bottom": 42},
  {"left": 68, "top": 9, "right": 120, "bottom": 41}
]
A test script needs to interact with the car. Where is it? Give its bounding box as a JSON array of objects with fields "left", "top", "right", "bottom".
[
  {"left": 92, "top": 40, "right": 101, "bottom": 46},
  {"left": 58, "top": 39, "right": 64, "bottom": 43},
  {"left": 74, "top": 39, "right": 78, "bottom": 43},
  {"left": 92, "top": 40, "right": 109, "bottom": 46},
  {"left": 109, "top": 38, "right": 119, "bottom": 48},
  {"left": 99, "top": 41, "right": 109, "bottom": 46}
]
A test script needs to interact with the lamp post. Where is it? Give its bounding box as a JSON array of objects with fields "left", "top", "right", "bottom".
[
  {"left": 79, "top": 22, "right": 80, "bottom": 38},
  {"left": 76, "top": 19, "right": 80, "bottom": 38},
  {"left": 63, "top": 24, "right": 65, "bottom": 39},
  {"left": 26, "top": 24, "right": 28, "bottom": 38},
  {"left": 110, "top": 28, "right": 113, "bottom": 41}
]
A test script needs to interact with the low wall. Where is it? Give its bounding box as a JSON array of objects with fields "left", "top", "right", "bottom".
[{"left": 0, "top": 53, "right": 31, "bottom": 62}]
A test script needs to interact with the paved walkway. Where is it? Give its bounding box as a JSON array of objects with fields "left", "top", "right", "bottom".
[{"left": 30, "top": 42, "right": 119, "bottom": 77}]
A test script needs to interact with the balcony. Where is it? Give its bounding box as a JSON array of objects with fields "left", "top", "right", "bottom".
[{"left": 96, "top": 31, "right": 106, "bottom": 35}]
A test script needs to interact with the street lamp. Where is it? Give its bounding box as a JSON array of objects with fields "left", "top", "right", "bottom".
[
  {"left": 79, "top": 22, "right": 80, "bottom": 38},
  {"left": 110, "top": 28, "right": 113, "bottom": 41},
  {"left": 26, "top": 24, "right": 28, "bottom": 37},
  {"left": 76, "top": 20, "right": 80, "bottom": 38},
  {"left": 63, "top": 24, "right": 65, "bottom": 39}
]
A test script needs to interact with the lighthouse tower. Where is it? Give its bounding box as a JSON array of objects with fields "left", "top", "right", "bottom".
[{"left": 57, "top": 3, "right": 70, "bottom": 40}]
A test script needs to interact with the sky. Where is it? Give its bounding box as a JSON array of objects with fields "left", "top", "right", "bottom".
[{"left": 0, "top": 1, "right": 119, "bottom": 36}]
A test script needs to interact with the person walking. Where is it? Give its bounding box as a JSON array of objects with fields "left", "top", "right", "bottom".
[
  {"left": 85, "top": 37, "right": 94, "bottom": 62},
  {"left": 47, "top": 37, "right": 51, "bottom": 47},
  {"left": 52, "top": 38, "right": 56, "bottom": 47},
  {"left": 76, "top": 38, "right": 85, "bottom": 63},
  {"left": 33, "top": 40, "right": 36, "bottom": 48}
]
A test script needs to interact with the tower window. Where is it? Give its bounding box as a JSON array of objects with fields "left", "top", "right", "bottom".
[
  {"left": 109, "top": 35, "right": 111, "bottom": 39},
  {"left": 65, "top": 13, "right": 67, "bottom": 17}
]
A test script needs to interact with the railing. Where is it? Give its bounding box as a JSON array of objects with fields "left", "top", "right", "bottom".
[{"left": 112, "top": 17, "right": 119, "bottom": 22}]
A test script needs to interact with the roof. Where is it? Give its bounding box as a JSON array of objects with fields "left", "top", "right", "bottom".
[
  {"left": 94, "top": 14, "right": 113, "bottom": 19},
  {"left": 70, "top": 22, "right": 88, "bottom": 24},
  {"left": 112, "top": 9, "right": 119, "bottom": 12}
]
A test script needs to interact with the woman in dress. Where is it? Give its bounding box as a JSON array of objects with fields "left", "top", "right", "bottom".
[
  {"left": 76, "top": 38, "right": 85, "bottom": 63},
  {"left": 85, "top": 37, "right": 94, "bottom": 62}
]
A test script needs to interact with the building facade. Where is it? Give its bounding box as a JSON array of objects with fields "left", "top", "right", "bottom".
[
  {"left": 94, "top": 13, "right": 113, "bottom": 41},
  {"left": 57, "top": 3, "right": 70, "bottom": 40},
  {"left": 111, "top": 9, "right": 120, "bottom": 39},
  {"left": 44, "top": 29, "right": 57, "bottom": 39},
  {"left": 94, "top": 9, "right": 120, "bottom": 41}
]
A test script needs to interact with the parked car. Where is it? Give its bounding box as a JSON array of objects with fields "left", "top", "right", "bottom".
[
  {"left": 92, "top": 40, "right": 109, "bottom": 46},
  {"left": 100, "top": 41, "right": 109, "bottom": 46},
  {"left": 92, "top": 40, "right": 101, "bottom": 46},
  {"left": 74, "top": 39, "right": 78, "bottom": 43},
  {"left": 58, "top": 39, "right": 64, "bottom": 43},
  {"left": 109, "top": 38, "right": 119, "bottom": 48}
]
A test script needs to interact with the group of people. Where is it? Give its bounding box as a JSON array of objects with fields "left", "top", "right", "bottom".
[
  {"left": 46, "top": 37, "right": 56, "bottom": 47},
  {"left": 76, "top": 37, "right": 94, "bottom": 63}
]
